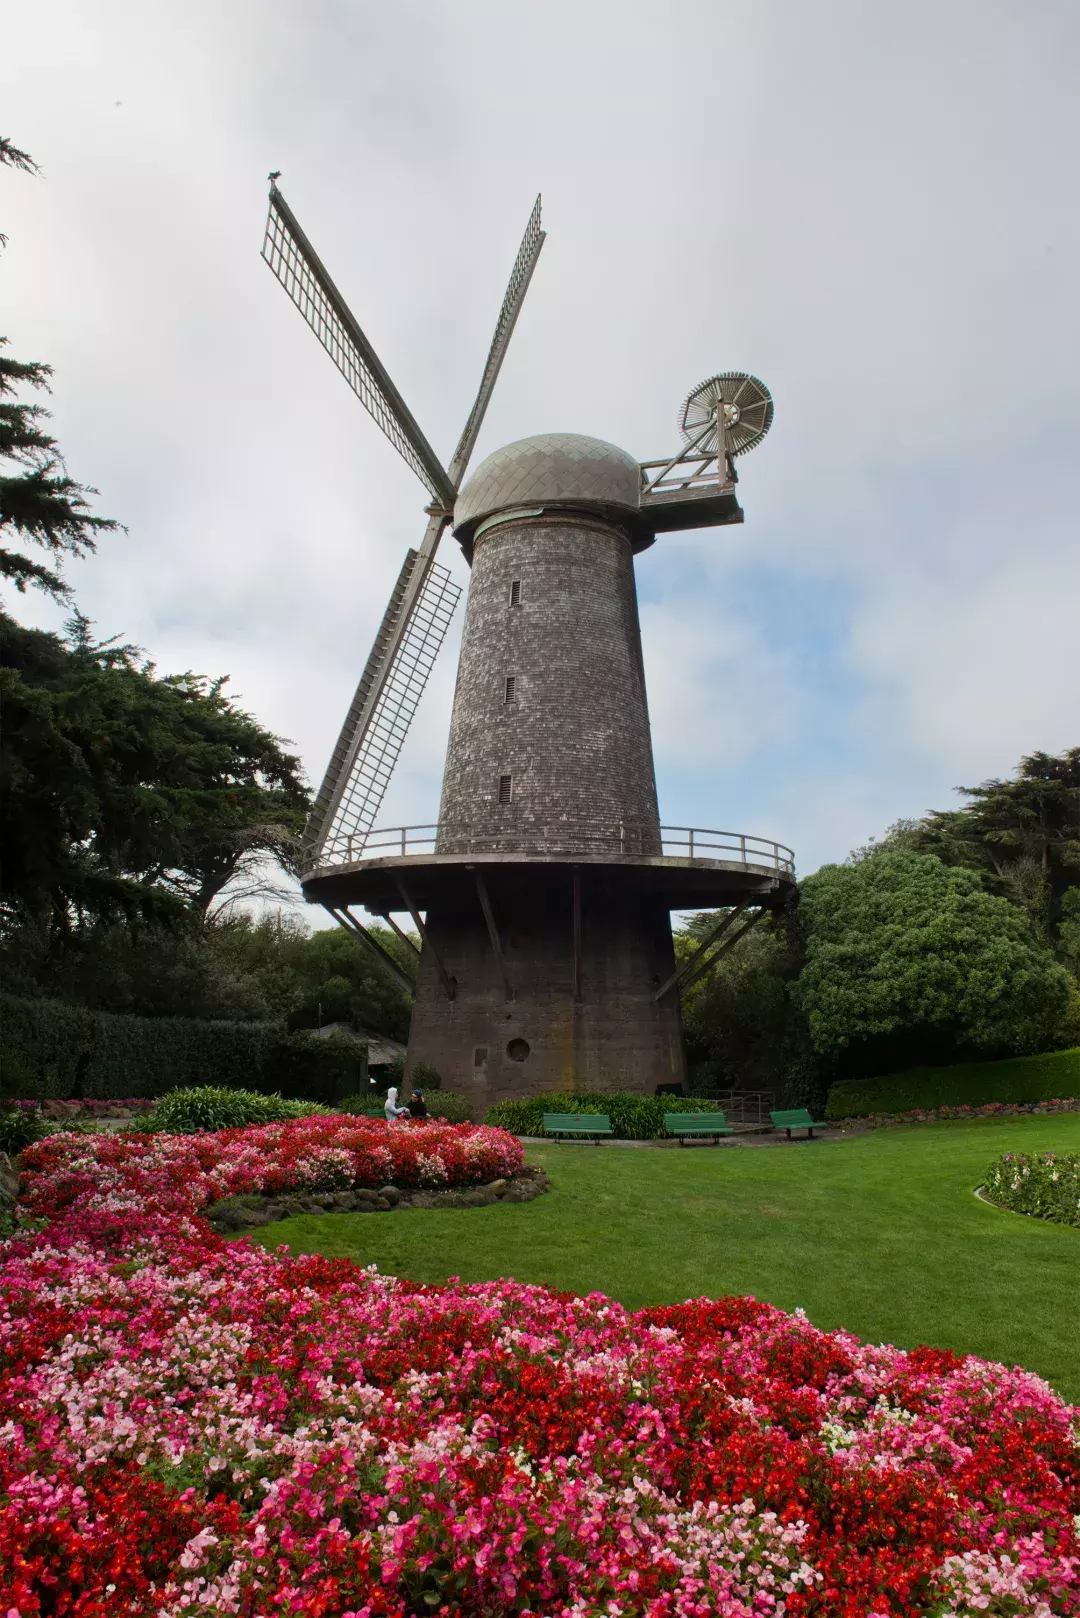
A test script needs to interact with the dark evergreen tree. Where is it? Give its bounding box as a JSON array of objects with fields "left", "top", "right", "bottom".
[
  {"left": 852, "top": 749, "right": 1080, "bottom": 954},
  {"left": 1, "top": 136, "right": 120, "bottom": 601},
  {"left": 1, "top": 614, "right": 309, "bottom": 925}
]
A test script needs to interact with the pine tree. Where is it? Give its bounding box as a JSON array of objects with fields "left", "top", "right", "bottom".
[{"left": 1, "top": 137, "right": 120, "bottom": 600}]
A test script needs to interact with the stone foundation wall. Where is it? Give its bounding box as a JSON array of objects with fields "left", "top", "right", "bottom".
[{"left": 404, "top": 868, "right": 685, "bottom": 1110}]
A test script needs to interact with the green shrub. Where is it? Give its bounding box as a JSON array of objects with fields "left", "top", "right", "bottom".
[
  {"left": 825, "top": 1047, "right": 1080, "bottom": 1119},
  {"left": 0, "top": 1105, "right": 53, "bottom": 1155},
  {"left": 982, "top": 1150, "right": 1079, "bottom": 1228},
  {"left": 142, "top": 1087, "right": 325, "bottom": 1134},
  {"left": 411, "top": 1061, "right": 442, "bottom": 1091},
  {"left": 337, "top": 1093, "right": 386, "bottom": 1118},
  {"left": 424, "top": 1091, "right": 474, "bottom": 1124},
  {"left": 485, "top": 1092, "right": 722, "bottom": 1140},
  {"left": 796, "top": 854, "right": 1074, "bottom": 1070}
]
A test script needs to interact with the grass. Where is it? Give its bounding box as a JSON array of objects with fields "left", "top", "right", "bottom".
[
  {"left": 825, "top": 1046, "right": 1080, "bottom": 1117},
  {"left": 252, "top": 1114, "right": 1080, "bottom": 1401}
]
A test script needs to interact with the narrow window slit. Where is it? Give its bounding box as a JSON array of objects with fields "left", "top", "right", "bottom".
[
  {"left": 498, "top": 774, "right": 513, "bottom": 804},
  {"left": 504, "top": 675, "right": 516, "bottom": 703},
  {"left": 509, "top": 580, "right": 521, "bottom": 607}
]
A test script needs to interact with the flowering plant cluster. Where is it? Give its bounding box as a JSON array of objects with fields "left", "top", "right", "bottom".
[
  {"left": 2, "top": 1119, "right": 1079, "bottom": 1616},
  {"left": 2, "top": 1098, "right": 158, "bottom": 1118},
  {"left": 16, "top": 1113, "right": 525, "bottom": 1225},
  {"left": 854, "top": 1099, "right": 1080, "bottom": 1129},
  {"left": 982, "top": 1150, "right": 1080, "bottom": 1228}
]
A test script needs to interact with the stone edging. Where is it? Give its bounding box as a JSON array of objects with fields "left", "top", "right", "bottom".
[
  {"left": 206, "top": 1167, "right": 551, "bottom": 1234},
  {"left": 973, "top": 1183, "right": 1043, "bottom": 1222}
]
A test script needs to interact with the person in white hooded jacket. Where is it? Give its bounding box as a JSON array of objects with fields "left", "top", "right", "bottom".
[{"left": 383, "top": 1086, "right": 409, "bottom": 1122}]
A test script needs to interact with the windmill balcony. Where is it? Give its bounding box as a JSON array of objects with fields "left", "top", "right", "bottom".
[
  {"left": 301, "top": 820, "right": 796, "bottom": 916},
  {"left": 311, "top": 821, "right": 793, "bottom": 871}
]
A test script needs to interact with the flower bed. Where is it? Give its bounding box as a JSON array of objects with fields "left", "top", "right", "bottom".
[
  {"left": 982, "top": 1150, "right": 1080, "bottom": 1228},
  {"left": 843, "top": 1099, "right": 1080, "bottom": 1130},
  {"left": 17, "top": 1113, "right": 525, "bottom": 1226},
  {"left": 2, "top": 1120, "right": 1078, "bottom": 1614}
]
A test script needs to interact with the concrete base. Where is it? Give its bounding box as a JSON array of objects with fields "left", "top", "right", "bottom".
[{"left": 403, "top": 868, "right": 685, "bottom": 1110}]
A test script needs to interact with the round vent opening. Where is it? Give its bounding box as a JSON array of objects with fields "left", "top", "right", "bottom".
[{"left": 506, "top": 1038, "right": 531, "bottom": 1062}]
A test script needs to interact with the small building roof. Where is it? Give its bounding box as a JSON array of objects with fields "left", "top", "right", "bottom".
[{"left": 309, "top": 1022, "right": 406, "bottom": 1067}]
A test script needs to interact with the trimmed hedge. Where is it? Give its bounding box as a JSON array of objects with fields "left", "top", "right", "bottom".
[
  {"left": 825, "top": 1047, "right": 1080, "bottom": 1120},
  {"left": 0, "top": 995, "right": 369, "bottom": 1106},
  {"left": 486, "top": 1091, "right": 723, "bottom": 1141}
]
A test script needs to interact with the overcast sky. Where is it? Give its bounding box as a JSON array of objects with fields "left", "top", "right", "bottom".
[{"left": 3, "top": 0, "right": 1078, "bottom": 919}]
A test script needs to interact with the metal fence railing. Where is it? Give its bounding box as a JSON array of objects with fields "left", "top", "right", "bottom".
[
  {"left": 307, "top": 821, "right": 795, "bottom": 879},
  {"left": 704, "top": 1090, "right": 776, "bottom": 1128}
]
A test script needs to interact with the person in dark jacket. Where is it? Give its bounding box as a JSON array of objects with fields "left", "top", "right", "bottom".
[{"left": 407, "top": 1089, "right": 429, "bottom": 1120}]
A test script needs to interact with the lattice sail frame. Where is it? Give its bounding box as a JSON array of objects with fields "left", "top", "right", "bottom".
[
  {"left": 318, "top": 552, "right": 461, "bottom": 861},
  {"left": 261, "top": 184, "right": 545, "bottom": 868},
  {"left": 449, "top": 195, "right": 545, "bottom": 480},
  {"left": 262, "top": 187, "right": 455, "bottom": 508}
]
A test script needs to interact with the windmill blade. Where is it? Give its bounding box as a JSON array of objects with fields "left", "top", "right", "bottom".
[
  {"left": 262, "top": 183, "right": 456, "bottom": 509},
  {"left": 303, "top": 519, "right": 462, "bottom": 865},
  {"left": 448, "top": 195, "right": 545, "bottom": 486}
]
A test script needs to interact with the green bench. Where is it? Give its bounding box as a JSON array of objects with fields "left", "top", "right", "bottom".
[
  {"left": 770, "top": 1107, "right": 829, "bottom": 1140},
  {"left": 664, "top": 1112, "right": 734, "bottom": 1145},
  {"left": 542, "top": 1112, "right": 613, "bottom": 1142}
]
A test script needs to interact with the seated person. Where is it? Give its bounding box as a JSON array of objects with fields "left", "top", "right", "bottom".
[
  {"left": 383, "top": 1085, "right": 409, "bottom": 1122},
  {"left": 407, "top": 1088, "right": 429, "bottom": 1120}
]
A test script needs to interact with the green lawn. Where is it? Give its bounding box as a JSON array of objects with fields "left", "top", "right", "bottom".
[{"left": 253, "top": 1115, "right": 1080, "bottom": 1401}]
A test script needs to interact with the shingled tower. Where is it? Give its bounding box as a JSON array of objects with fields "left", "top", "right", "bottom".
[{"left": 260, "top": 183, "right": 795, "bottom": 1109}]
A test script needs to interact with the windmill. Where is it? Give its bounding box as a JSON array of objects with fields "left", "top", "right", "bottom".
[{"left": 261, "top": 180, "right": 793, "bottom": 1104}]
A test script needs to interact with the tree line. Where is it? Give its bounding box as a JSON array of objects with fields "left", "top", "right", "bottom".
[
  {"left": 680, "top": 749, "right": 1080, "bottom": 1105},
  {"left": 0, "top": 135, "right": 415, "bottom": 1041}
]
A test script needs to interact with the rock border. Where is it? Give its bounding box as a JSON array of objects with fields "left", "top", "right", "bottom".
[
  {"left": 973, "top": 1182, "right": 1079, "bottom": 1229},
  {"left": 206, "top": 1166, "right": 551, "bottom": 1233}
]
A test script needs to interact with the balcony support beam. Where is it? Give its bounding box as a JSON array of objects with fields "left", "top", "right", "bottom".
[
  {"left": 395, "top": 878, "right": 457, "bottom": 1000},
  {"left": 653, "top": 898, "right": 754, "bottom": 1003},
  {"left": 324, "top": 905, "right": 416, "bottom": 1000}
]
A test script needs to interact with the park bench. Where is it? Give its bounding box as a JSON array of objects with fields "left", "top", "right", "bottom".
[
  {"left": 664, "top": 1112, "right": 734, "bottom": 1145},
  {"left": 770, "top": 1107, "right": 829, "bottom": 1140},
  {"left": 542, "top": 1112, "right": 613, "bottom": 1142}
]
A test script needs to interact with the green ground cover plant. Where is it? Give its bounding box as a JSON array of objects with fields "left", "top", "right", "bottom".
[
  {"left": 254, "top": 1113, "right": 1080, "bottom": 1400},
  {"left": 983, "top": 1149, "right": 1080, "bottom": 1227},
  {"left": 142, "top": 1086, "right": 325, "bottom": 1134},
  {"left": 486, "top": 1091, "right": 722, "bottom": 1139},
  {"left": 826, "top": 1046, "right": 1080, "bottom": 1118},
  {"left": 0, "top": 1104, "right": 53, "bottom": 1155}
]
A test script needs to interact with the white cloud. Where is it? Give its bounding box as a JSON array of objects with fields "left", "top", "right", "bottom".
[{"left": 1, "top": 0, "right": 1076, "bottom": 909}]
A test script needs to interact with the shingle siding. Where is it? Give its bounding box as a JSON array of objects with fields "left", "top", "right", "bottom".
[{"left": 437, "top": 513, "right": 661, "bottom": 851}]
